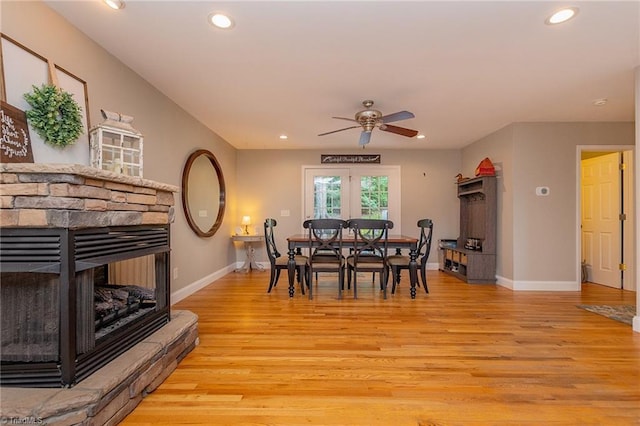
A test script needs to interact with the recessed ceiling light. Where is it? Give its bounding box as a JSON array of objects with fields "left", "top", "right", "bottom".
[
  {"left": 545, "top": 7, "right": 579, "bottom": 25},
  {"left": 104, "top": 0, "right": 124, "bottom": 10},
  {"left": 593, "top": 98, "right": 608, "bottom": 106},
  {"left": 416, "top": 134, "right": 426, "bottom": 139},
  {"left": 104, "top": 0, "right": 125, "bottom": 10},
  {"left": 279, "top": 135, "right": 288, "bottom": 140},
  {"left": 209, "top": 13, "right": 234, "bottom": 29}
]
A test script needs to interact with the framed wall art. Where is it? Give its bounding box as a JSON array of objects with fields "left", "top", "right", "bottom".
[{"left": 0, "top": 34, "right": 90, "bottom": 165}]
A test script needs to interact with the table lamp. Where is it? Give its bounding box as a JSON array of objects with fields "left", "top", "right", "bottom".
[{"left": 241, "top": 216, "right": 251, "bottom": 235}]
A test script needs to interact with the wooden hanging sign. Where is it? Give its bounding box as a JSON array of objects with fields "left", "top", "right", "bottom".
[
  {"left": 321, "top": 154, "right": 381, "bottom": 164},
  {"left": 1, "top": 101, "right": 34, "bottom": 163}
]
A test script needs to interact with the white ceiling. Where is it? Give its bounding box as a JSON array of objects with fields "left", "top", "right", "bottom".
[{"left": 44, "top": 1, "right": 639, "bottom": 150}]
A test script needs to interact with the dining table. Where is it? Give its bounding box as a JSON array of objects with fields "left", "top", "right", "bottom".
[{"left": 286, "top": 233, "right": 420, "bottom": 299}]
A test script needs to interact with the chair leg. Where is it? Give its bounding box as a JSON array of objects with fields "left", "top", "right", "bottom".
[
  {"left": 299, "top": 266, "right": 306, "bottom": 296},
  {"left": 267, "top": 267, "right": 278, "bottom": 293},
  {"left": 308, "top": 266, "right": 313, "bottom": 300},
  {"left": 390, "top": 266, "right": 398, "bottom": 294},
  {"left": 381, "top": 267, "right": 388, "bottom": 299},
  {"left": 420, "top": 263, "right": 429, "bottom": 293},
  {"left": 353, "top": 267, "right": 358, "bottom": 299},
  {"left": 384, "top": 266, "right": 391, "bottom": 293}
]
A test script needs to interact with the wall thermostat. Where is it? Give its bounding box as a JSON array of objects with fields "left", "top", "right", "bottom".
[{"left": 535, "top": 186, "right": 550, "bottom": 196}]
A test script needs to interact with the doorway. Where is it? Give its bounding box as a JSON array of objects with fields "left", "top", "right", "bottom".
[{"left": 578, "top": 147, "right": 635, "bottom": 291}]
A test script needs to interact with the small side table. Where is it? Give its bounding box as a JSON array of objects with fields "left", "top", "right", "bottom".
[{"left": 231, "top": 234, "right": 265, "bottom": 273}]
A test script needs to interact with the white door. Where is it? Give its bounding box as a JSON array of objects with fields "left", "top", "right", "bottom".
[
  {"left": 581, "top": 153, "right": 621, "bottom": 288},
  {"left": 303, "top": 166, "right": 401, "bottom": 230},
  {"left": 304, "top": 168, "right": 350, "bottom": 220},
  {"left": 349, "top": 167, "right": 400, "bottom": 224}
]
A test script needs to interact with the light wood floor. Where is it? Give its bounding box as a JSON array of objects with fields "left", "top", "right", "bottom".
[{"left": 122, "top": 271, "right": 640, "bottom": 425}]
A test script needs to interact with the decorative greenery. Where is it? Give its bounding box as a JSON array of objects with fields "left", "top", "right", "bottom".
[{"left": 23, "top": 84, "right": 83, "bottom": 147}]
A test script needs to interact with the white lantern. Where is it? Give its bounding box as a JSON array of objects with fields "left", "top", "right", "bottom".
[{"left": 90, "top": 110, "right": 143, "bottom": 177}]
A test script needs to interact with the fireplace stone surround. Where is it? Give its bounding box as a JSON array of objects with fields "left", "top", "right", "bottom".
[{"left": 0, "top": 164, "right": 198, "bottom": 421}]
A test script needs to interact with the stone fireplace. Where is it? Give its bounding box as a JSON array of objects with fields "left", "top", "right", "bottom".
[{"left": 0, "top": 163, "right": 178, "bottom": 388}]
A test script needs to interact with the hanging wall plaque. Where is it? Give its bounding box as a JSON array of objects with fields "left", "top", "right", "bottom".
[
  {"left": 1, "top": 101, "right": 33, "bottom": 163},
  {"left": 321, "top": 154, "right": 381, "bottom": 164}
]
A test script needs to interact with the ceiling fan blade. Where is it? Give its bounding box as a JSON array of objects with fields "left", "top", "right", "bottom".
[
  {"left": 359, "top": 131, "right": 372, "bottom": 146},
  {"left": 332, "top": 116, "right": 360, "bottom": 123},
  {"left": 380, "top": 110, "right": 415, "bottom": 123},
  {"left": 318, "top": 125, "right": 361, "bottom": 136},
  {"left": 379, "top": 124, "right": 419, "bottom": 138}
]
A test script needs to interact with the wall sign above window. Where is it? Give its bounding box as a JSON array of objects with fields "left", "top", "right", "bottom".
[{"left": 321, "top": 154, "right": 380, "bottom": 164}]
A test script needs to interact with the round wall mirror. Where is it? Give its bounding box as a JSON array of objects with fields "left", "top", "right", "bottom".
[{"left": 181, "top": 149, "right": 226, "bottom": 237}]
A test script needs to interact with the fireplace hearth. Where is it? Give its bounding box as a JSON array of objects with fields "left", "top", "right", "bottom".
[{"left": 0, "top": 164, "right": 178, "bottom": 388}]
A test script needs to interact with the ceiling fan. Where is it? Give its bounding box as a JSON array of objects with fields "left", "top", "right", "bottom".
[{"left": 318, "top": 100, "right": 418, "bottom": 146}]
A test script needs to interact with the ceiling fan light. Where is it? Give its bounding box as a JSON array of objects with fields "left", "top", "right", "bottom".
[{"left": 545, "top": 7, "right": 578, "bottom": 25}]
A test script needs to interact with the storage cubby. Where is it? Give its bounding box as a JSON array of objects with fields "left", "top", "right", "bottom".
[{"left": 442, "top": 176, "right": 497, "bottom": 283}]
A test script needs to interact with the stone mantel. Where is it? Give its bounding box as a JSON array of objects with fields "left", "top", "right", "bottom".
[
  {"left": 0, "top": 163, "right": 179, "bottom": 228},
  {"left": 0, "top": 163, "right": 178, "bottom": 193}
]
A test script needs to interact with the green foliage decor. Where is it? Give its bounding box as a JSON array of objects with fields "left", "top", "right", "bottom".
[{"left": 23, "top": 84, "right": 83, "bottom": 147}]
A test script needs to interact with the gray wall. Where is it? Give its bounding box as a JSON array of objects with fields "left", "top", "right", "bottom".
[
  {"left": 463, "top": 122, "right": 635, "bottom": 288},
  {"left": 461, "top": 125, "right": 515, "bottom": 280},
  {"left": 2, "top": 1, "right": 239, "bottom": 296}
]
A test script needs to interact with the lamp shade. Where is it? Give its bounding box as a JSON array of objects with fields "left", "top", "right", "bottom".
[{"left": 241, "top": 216, "right": 251, "bottom": 226}]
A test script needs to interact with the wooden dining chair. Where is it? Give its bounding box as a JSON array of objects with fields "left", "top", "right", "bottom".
[
  {"left": 386, "top": 218, "right": 433, "bottom": 294},
  {"left": 264, "top": 218, "right": 307, "bottom": 294},
  {"left": 346, "top": 218, "right": 393, "bottom": 299},
  {"left": 303, "top": 218, "right": 348, "bottom": 299}
]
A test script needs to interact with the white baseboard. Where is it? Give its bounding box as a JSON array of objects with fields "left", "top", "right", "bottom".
[
  {"left": 496, "top": 275, "right": 580, "bottom": 291},
  {"left": 170, "top": 264, "right": 236, "bottom": 305}
]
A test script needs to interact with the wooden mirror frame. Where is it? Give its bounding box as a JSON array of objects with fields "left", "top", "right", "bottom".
[{"left": 181, "top": 149, "right": 226, "bottom": 237}]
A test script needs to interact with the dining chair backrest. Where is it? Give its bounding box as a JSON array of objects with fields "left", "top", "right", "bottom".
[
  {"left": 347, "top": 218, "right": 394, "bottom": 260},
  {"left": 303, "top": 218, "right": 348, "bottom": 259},
  {"left": 416, "top": 218, "right": 434, "bottom": 262},
  {"left": 264, "top": 218, "right": 281, "bottom": 262}
]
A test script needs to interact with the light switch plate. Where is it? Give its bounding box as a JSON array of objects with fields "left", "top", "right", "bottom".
[{"left": 281, "top": 209, "right": 290, "bottom": 217}]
